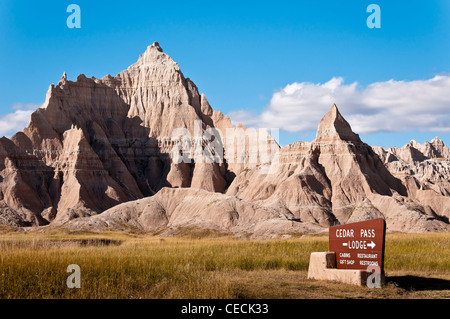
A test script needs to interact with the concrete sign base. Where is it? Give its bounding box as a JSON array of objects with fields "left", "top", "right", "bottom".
[{"left": 307, "top": 252, "right": 384, "bottom": 287}]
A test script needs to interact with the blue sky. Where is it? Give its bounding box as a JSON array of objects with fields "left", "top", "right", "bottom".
[{"left": 0, "top": 0, "right": 449, "bottom": 147}]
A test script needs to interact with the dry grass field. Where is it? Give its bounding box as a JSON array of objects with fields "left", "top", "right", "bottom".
[{"left": 0, "top": 229, "right": 448, "bottom": 299}]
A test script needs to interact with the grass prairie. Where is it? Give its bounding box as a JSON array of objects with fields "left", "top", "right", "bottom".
[{"left": 0, "top": 230, "right": 448, "bottom": 299}]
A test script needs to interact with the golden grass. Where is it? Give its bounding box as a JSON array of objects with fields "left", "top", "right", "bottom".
[
  {"left": 0, "top": 231, "right": 448, "bottom": 299},
  {"left": 384, "top": 233, "right": 450, "bottom": 273}
]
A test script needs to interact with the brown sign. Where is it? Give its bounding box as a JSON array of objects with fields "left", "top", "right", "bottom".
[{"left": 329, "top": 218, "right": 386, "bottom": 272}]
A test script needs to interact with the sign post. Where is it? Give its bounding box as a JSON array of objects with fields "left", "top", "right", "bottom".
[{"left": 329, "top": 218, "right": 386, "bottom": 273}]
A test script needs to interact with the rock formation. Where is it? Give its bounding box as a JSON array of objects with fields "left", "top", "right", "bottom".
[
  {"left": 0, "top": 42, "right": 448, "bottom": 234},
  {"left": 372, "top": 138, "right": 450, "bottom": 224},
  {"left": 0, "top": 42, "right": 277, "bottom": 228},
  {"left": 376, "top": 137, "right": 450, "bottom": 165},
  {"left": 0, "top": 42, "right": 229, "bottom": 226},
  {"left": 63, "top": 105, "right": 450, "bottom": 234},
  {"left": 227, "top": 105, "right": 449, "bottom": 232}
]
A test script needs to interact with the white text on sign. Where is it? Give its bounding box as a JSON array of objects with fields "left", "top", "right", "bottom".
[
  {"left": 335, "top": 228, "right": 376, "bottom": 238},
  {"left": 342, "top": 240, "right": 376, "bottom": 250}
]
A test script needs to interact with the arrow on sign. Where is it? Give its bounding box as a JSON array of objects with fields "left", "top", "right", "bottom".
[{"left": 367, "top": 241, "right": 376, "bottom": 249}]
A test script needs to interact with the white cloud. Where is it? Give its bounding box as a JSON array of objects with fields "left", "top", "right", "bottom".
[
  {"left": 11, "top": 103, "right": 42, "bottom": 111},
  {"left": 0, "top": 103, "right": 40, "bottom": 137},
  {"left": 228, "top": 75, "right": 450, "bottom": 135}
]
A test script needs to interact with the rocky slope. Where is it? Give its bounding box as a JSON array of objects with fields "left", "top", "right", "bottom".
[
  {"left": 0, "top": 42, "right": 449, "bottom": 234},
  {"left": 64, "top": 187, "right": 324, "bottom": 238}
]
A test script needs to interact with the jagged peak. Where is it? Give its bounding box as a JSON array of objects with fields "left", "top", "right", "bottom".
[
  {"left": 430, "top": 136, "right": 444, "bottom": 145},
  {"left": 129, "top": 41, "right": 179, "bottom": 70},
  {"left": 140, "top": 41, "right": 164, "bottom": 57},
  {"left": 315, "top": 104, "right": 361, "bottom": 142},
  {"left": 404, "top": 137, "right": 445, "bottom": 149},
  {"left": 406, "top": 139, "right": 421, "bottom": 148},
  {"left": 150, "top": 41, "right": 163, "bottom": 52},
  {"left": 57, "top": 72, "right": 68, "bottom": 88}
]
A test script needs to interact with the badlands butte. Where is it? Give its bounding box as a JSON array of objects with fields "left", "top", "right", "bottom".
[{"left": 0, "top": 42, "right": 449, "bottom": 236}]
